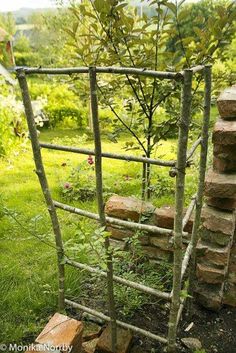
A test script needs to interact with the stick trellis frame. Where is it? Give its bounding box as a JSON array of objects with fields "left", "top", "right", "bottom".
[{"left": 16, "top": 64, "right": 211, "bottom": 353}]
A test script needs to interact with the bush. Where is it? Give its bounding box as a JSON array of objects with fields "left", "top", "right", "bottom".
[
  {"left": 0, "top": 82, "right": 27, "bottom": 157},
  {"left": 14, "top": 51, "right": 40, "bottom": 67},
  {"left": 14, "top": 34, "right": 41, "bottom": 67},
  {"left": 45, "top": 104, "right": 83, "bottom": 128},
  {"left": 29, "top": 82, "right": 88, "bottom": 128}
]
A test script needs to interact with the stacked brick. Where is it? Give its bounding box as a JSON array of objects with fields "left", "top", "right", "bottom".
[
  {"left": 105, "top": 88, "right": 236, "bottom": 311},
  {"left": 105, "top": 195, "right": 193, "bottom": 263},
  {"left": 195, "top": 86, "right": 236, "bottom": 310}
]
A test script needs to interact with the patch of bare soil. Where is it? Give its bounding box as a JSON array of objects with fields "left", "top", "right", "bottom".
[
  {"left": 130, "top": 302, "right": 236, "bottom": 353},
  {"left": 71, "top": 301, "right": 236, "bottom": 353}
]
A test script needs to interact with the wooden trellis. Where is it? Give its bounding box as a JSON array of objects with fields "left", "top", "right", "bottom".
[{"left": 16, "top": 64, "right": 211, "bottom": 353}]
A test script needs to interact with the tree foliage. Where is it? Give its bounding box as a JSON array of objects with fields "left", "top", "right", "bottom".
[
  {"left": 59, "top": 0, "right": 236, "bottom": 198},
  {"left": 0, "top": 12, "right": 16, "bottom": 36},
  {"left": 14, "top": 9, "right": 73, "bottom": 67}
]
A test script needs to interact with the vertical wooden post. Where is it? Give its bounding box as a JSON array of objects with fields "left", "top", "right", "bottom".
[
  {"left": 167, "top": 69, "right": 193, "bottom": 353},
  {"left": 141, "top": 161, "right": 147, "bottom": 200},
  {"left": 188, "top": 65, "right": 212, "bottom": 303},
  {"left": 89, "top": 67, "right": 117, "bottom": 352},
  {"left": 17, "top": 69, "right": 65, "bottom": 311}
]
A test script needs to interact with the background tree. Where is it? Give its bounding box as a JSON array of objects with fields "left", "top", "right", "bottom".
[
  {"left": 14, "top": 9, "right": 74, "bottom": 67},
  {"left": 0, "top": 12, "right": 16, "bottom": 36}
]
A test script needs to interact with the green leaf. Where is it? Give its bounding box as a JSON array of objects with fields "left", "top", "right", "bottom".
[
  {"left": 165, "top": 2, "right": 177, "bottom": 15},
  {"left": 177, "top": 9, "right": 189, "bottom": 22},
  {"left": 72, "top": 22, "right": 79, "bottom": 34},
  {"left": 116, "top": 2, "right": 128, "bottom": 11},
  {"left": 83, "top": 11, "right": 97, "bottom": 20}
]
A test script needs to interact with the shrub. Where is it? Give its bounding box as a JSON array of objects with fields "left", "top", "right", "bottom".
[
  {"left": 45, "top": 104, "right": 83, "bottom": 128},
  {"left": 0, "top": 82, "right": 27, "bottom": 157},
  {"left": 14, "top": 51, "right": 40, "bottom": 67},
  {"left": 29, "top": 82, "right": 88, "bottom": 128}
]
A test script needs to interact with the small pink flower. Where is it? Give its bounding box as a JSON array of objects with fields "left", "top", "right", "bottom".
[
  {"left": 64, "top": 182, "right": 71, "bottom": 189},
  {"left": 87, "top": 155, "right": 94, "bottom": 165}
]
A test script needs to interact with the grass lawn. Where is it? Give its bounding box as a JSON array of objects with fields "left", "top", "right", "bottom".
[{"left": 0, "top": 113, "right": 215, "bottom": 344}]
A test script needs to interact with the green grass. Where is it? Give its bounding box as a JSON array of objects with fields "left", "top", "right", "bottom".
[
  {"left": 0, "top": 111, "right": 216, "bottom": 343},
  {"left": 0, "top": 128, "right": 176, "bottom": 343}
]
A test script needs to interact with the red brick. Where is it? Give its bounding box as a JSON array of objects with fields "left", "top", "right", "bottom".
[
  {"left": 196, "top": 263, "right": 225, "bottom": 284},
  {"left": 149, "top": 234, "right": 172, "bottom": 250},
  {"left": 227, "top": 244, "right": 236, "bottom": 284},
  {"left": 206, "top": 197, "right": 236, "bottom": 211},
  {"left": 82, "top": 338, "right": 99, "bottom": 353},
  {"left": 223, "top": 283, "right": 236, "bottom": 306},
  {"left": 213, "top": 143, "right": 236, "bottom": 161},
  {"left": 152, "top": 206, "right": 193, "bottom": 232},
  {"left": 107, "top": 226, "right": 149, "bottom": 245},
  {"left": 201, "top": 205, "right": 235, "bottom": 236},
  {"left": 194, "top": 284, "right": 223, "bottom": 311},
  {"left": 217, "top": 86, "right": 236, "bottom": 119},
  {"left": 213, "top": 156, "right": 236, "bottom": 173},
  {"left": 228, "top": 263, "right": 236, "bottom": 284},
  {"left": 152, "top": 206, "right": 175, "bottom": 229},
  {"left": 205, "top": 169, "right": 236, "bottom": 198},
  {"left": 36, "top": 313, "right": 83, "bottom": 353},
  {"left": 200, "top": 226, "right": 232, "bottom": 247},
  {"left": 109, "top": 239, "right": 128, "bottom": 251},
  {"left": 212, "top": 118, "right": 236, "bottom": 145},
  {"left": 196, "top": 241, "right": 230, "bottom": 267},
  {"left": 141, "top": 245, "right": 173, "bottom": 261},
  {"left": 83, "top": 322, "right": 103, "bottom": 343},
  {"left": 96, "top": 324, "right": 132, "bottom": 353},
  {"left": 105, "top": 196, "right": 154, "bottom": 222}
]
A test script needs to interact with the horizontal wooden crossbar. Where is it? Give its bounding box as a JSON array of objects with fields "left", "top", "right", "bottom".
[
  {"left": 53, "top": 200, "right": 190, "bottom": 237},
  {"left": 65, "top": 299, "right": 168, "bottom": 344},
  {"left": 39, "top": 142, "right": 176, "bottom": 167},
  {"left": 16, "top": 66, "right": 183, "bottom": 80},
  {"left": 179, "top": 65, "right": 205, "bottom": 75},
  {"left": 65, "top": 258, "right": 171, "bottom": 301},
  {"left": 39, "top": 138, "right": 201, "bottom": 168}
]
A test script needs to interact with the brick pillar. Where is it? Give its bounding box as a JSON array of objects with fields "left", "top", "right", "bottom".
[{"left": 195, "top": 86, "right": 236, "bottom": 310}]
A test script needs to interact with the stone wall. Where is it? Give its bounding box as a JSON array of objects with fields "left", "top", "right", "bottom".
[
  {"left": 195, "top": 86, "right": 236, "bottom": 310},
  {"left": 105, "top": 86, "right": 236, "bottom": 310}
]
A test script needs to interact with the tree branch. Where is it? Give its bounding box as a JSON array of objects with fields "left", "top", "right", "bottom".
[{"left": 97, "top": 84, "right": 147, "bottom": 155}]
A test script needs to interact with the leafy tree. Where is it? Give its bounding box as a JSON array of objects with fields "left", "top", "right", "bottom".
[
  {"left": 13, "top": 33, "right": 37, "bottom": 66},
  {"left": 0, "top": 12, "right": 16, "bottom": 36},
  {"left": 59, "top": 0, "right": 236, "bottom": 199},
  {"left": 14, "top": 9, "right": 74, "bottom": 67},
  {"left": 0, "top": 13, "right": 16, "bottom": 66}
]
